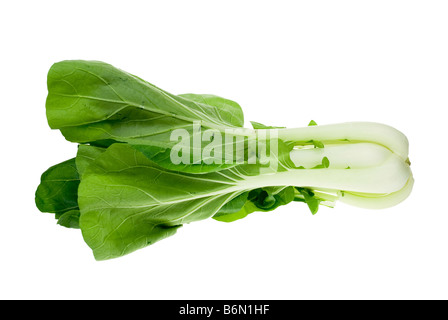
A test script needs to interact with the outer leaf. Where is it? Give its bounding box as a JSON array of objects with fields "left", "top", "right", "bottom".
[
  {"left": 78, "top": 144, "right": 252, "bottom": 260},
  {"left": 35, "top": 145, "right": 107, "bottom": 229},
  {"left": 75, "top": 144, "right": 107, "bottom": 176},
  {"left": 35, "top": 158, "right": 80, "bottom": 218},
  {"left": 213, "top": 191, "right": 249, "bottom": 217},
  {"left": 48, "top": 61, "right": 317, "bottom": 175},
  {"left": 47, "top": 60, "right": 244, "bottom": 130},
  {"left": 57, "top": 210, "right": 81, "bottom": 229},
  {"left": 212, "top": 201, "right": 258, "bottom": 222},
  {"left": 46, "top": 60, "right": 245, "bottom": 174},
  {"left": 178, "top": 93, "right": 243, "bottom": 122}
]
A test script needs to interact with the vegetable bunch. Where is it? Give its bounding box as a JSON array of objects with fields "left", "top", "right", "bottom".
[{"left": 36, "top": 60, "right": 413, "bottom": 260}]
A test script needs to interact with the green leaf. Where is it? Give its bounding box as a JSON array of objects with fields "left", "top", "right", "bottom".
[
  {"left": 77, "top": 141, "right": 306, "bottom": 258},
  {"left": 312, "top": 156, "right": 330, "bottom": 169},
  {"left": 311, "top": 140, "right": 325, "bottom": 148},
  {"left": 214, "top": 192, "right": 250, "bottom": 217},
  {"left": 78, "top": 144, "right": 257, "bottom": 260},
  {"left": 35, "top": 158, "right": 80, "bottom": 218},
  {"left": 322, "top": 156, "right": 330, "bottom": 168},
  {"left": 178, "top": 93, "right": 244, "bottom": 124},
  {"left": 57, "top": 210, "right": 81, "bottom": 229},
  {"left": 213, "top": 186, "right": 295, "bottom": 222},
  {"left": 75, "top": 144, "right": 106, "bottom": 177},
  {"left": 295, "top": 187, "right": 321, "bottom": 215},
  {"left": 212, "top": 201, "right": 258, "bottom": 222},
  {"left": 250, "top": 121, "right": 285, "bottom": 129},
  {"left": 47, "top": 60, "right": 244, "bottom": 131},
  {"left": 35, "top": 145, "right": 107, "bottom": 230},
  {"left": 46, "top": 60, "right": 246, "bottom": 173},
  {"left": 308, "top": 120, "right": 318, "bottom": 126},
  {"left": 252, "top": 186, "right": 295, "bottom": 211}
]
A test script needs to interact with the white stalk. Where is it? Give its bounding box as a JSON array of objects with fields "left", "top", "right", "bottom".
[
  {"left": 243, "top": 151, "right": 411, "bottom": 194},
  {"left": 289, "top": 142, "right": 392, "bottom": 169},
  {"left": 339, "top": 176, "right": 414, "bottom": 209},
  {"left": 274, "top": 122, "right": 409, "bottom": 160}
]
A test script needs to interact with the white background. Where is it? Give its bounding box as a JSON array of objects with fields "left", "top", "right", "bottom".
[{"left": 1, "top": 0, "right": 447, "bottom": 300}]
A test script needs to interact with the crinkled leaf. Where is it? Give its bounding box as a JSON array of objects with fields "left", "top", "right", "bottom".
[{"left": 213, "top": 186, "right": 295, "bottom": 222}]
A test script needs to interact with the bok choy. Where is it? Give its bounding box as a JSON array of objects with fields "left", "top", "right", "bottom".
[{"left": 36, "top": 60, "right": 413, "bottom": 260}]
